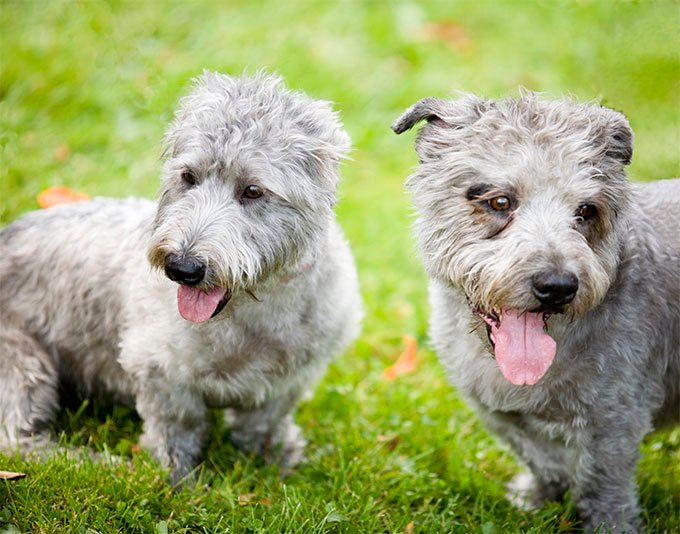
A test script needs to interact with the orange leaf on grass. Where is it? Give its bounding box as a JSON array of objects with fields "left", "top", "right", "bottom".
[
  {"left": 53, "top": 143, "right": 71, "bottom": 162},
  {"left": 377, "top": 434, "right": 400, "bottom": 451},
  {"left": 37, "top": 185, "right": 91, "bottom": 209},
  {"left": 238, "top": 493, "right": 255, "bottom": 506},
  {"left": 383, "top": 335, "right": 419, "bottom": 380},
  {"left": 420, "top": 21, "right": 473, "bottom": 53},
  {"left": 238, "top": 493, "right": 271, "bottom": 506}
]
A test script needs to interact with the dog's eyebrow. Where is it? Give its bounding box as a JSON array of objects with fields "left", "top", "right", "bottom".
[{"left": 465, "top": 184, "right": 494, "bottom": 200}]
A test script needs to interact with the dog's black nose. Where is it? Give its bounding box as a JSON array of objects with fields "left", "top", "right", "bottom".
[
  {"left": 164, "top": 254, "right": 206, "bottom": 286},
  {"left": 532, "top": 271, "right": 579, "bottom": 307}
]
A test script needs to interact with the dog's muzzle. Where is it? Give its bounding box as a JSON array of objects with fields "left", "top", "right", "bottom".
[
  {"left": 531, "top": 271, "right": 578, "bottom": 309},
  {"left": 164, "top": 254, "right": 206, "bottom": 286}
]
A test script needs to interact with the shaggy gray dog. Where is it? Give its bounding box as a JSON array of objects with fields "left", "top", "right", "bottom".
[
  {"left": 0, "top": 72, "right": 362, "bottom": 483},
  {"left": 393, "top": 93, "right": 679, "bottom": 532}
]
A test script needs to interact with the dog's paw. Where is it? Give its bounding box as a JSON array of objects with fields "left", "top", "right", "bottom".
[
  {"left": 229, "top": 419, "right": 307, "bottom": 471},
  {"left": 271, "top": 421, "right": 306, "bottom": 470},
  {"left": 577, "top": 495, "right": 644, "bottom": 533},
  {"left": 507, "top": 470, "right": 569, "bottom": 511},
  {"left": 506, "top": 471, "right": 543, "bottom": 510}
]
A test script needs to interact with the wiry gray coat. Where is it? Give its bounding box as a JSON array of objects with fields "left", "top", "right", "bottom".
[
  {"left": 0, "top": 72, "right": 362, "bottom": 483},
  {"left": 393, "top": 93, "right": 679, "bottom": 532}
]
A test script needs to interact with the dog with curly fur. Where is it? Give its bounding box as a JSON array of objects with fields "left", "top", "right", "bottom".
[
  {"left": 0, "top": 72, "right": 362, "bottom": 483},
  {"left": 393, "top": 93, "right": 679, "bottom": 532}
]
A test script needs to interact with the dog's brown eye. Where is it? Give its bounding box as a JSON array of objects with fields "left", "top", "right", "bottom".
[
  {"left": 489, "top": 196, "right": 511, "bottom": 211},
  {"left": 182, "top": 171, "right": 198, "bottom": 186},
  {"left": 243, "top": 185, "right": 264, "bottom": 200},
  {"left": 576, "top": 203, "right": 597, "bottom": 221}
]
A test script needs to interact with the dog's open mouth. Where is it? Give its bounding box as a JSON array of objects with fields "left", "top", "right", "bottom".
[
  {"left": 177, "top": 285, "right": 232, "bottom": 323},
  {"left": 473, "top": 305, "right": 557, "bottom": 386}
]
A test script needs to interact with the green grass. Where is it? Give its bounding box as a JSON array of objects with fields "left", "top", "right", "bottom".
[{"left": 1, "top": 1, "right": 679, "bottom": 532}]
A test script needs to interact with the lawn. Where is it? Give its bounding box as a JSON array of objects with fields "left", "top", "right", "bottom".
[{"left": 1, "top": 1, "right": 679, "bottom": 532}]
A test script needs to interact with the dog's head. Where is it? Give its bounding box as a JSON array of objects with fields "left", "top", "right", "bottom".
[
  {"left": 394, "top": 93, "right": 634, "bottom": 385},
  {"left": 148, "top": 71, "right": 350, "bottom": 323}
]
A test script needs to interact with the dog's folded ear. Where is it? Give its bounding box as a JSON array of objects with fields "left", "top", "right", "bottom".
[
  {"left": 392, "top": 95, "right": 491, "bottom": 162},
  {"left": 291, "top": 100, "right": 351, "bottom": 194},
  {"left": 391, "top": 95, "right": 492, "bottom": 135},
  {"left": 391, "top": 97, "right": 454, "bottom": 134},
  {"left": 599, "top": 107, "right": 634, "bottom": 166}
]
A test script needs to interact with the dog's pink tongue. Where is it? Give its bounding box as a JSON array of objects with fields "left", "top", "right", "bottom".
[
  {"left": 491, "top": 310, "right": 556, "bottom": 385},
  {"left": 177, "top": 286, "right": 226, "bottom": 323}
]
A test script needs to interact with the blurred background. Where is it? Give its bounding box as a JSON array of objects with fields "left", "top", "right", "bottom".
[
  {"left": 1, "top": 1, "right": 678, "bottom": 532},
  {"left": 2, "top": 0, "right": 678, "bottom": 355}
]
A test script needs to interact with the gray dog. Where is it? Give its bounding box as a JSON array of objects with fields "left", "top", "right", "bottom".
[
  {"left": 393, "top": 93, "right": 679, "bottom": 532},
  {"left": 0, "top": 72, "right": 362, "bottom": 483}
]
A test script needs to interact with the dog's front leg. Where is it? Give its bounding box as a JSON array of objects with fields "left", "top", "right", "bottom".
[
  {"left": 135, "top": 386, "right": 209, "bottom": 485},
  {"left": 479, "top": 409, "right": 571, "bottom": 508},
  {"left": 227, "top": 388, "right": 306, "bottom": 470},
  {"left": 571, "top": 427, "right": 644, "bottom": 533}
]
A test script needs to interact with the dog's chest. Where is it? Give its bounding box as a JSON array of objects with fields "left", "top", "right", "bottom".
[
  {"left": 469, "top": 376, "right": 592, "bottom": 443},
  {"left": 181, "top": 322, "right": 312, "bottom": 408}
]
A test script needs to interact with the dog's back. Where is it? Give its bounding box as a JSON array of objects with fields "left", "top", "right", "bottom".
[
  {"left": 0, "top": 198, "right": 154, "bottom": 396},
  {"left": 634, "top": 178, "right": 680, "bottom": 428},
  {"left": 634, "top": 177, "right": 680, "bottom": 249}
]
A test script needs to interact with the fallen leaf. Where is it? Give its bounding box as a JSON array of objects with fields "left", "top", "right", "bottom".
[
  {"left": 54, "top": 143, "right": 71, "bottom": 162},
  {"left": 383, "top": 335, "right": 419, "bottom": 380},
  {"left": 376, "top": 434, "right": 400, "bottom": 451},
  {"left": 37, "top": 185, "right": 91, "bottom": 208},
  {"left": 0, "top": 471, "right": 26, "bottom": 480},
  {"left": 238, "top": 493, "right": 255, "bottom": 505},
  {"left": 419, "top": 21, "right": 473, "bottom": 52},
  {"left": 558, "top": 515, "right": 575, "bottom": 530},
  {"left": 130, "top": 443, "right": 141, "bottom": 455},
  {"left": 237, "top": 494, "right": 271, "bottom": 506},
  {"left": 325, "top": 509, "right": 348, "bottom": 523}
]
